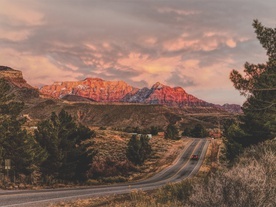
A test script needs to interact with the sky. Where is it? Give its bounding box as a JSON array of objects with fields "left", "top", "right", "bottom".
[{"left": 0, "top": 0, "right": 275, "bottom": 105}]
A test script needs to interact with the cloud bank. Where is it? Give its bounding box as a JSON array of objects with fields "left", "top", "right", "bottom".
[{"left": 0, "top": 0, "right": 275, "bottom": 104}]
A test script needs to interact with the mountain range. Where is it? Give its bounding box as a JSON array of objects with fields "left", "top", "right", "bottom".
[
  {"left": 0, "top": 66, "right": 242, "bottom": 113},
  {"left": 40, "top": 78, "right": 209, "bottom": 107}
]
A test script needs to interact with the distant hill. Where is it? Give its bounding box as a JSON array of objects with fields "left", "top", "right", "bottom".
[
  {"left": 61, "top": 94, "right": 96, "bottom": 102},
  {"left": 216, "top": 103, "right": 243, "bottom": 114}
]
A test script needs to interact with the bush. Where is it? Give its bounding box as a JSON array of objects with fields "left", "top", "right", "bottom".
[
  {"left": 99, "top": 126, "right": 106, "bottom": 130},
  {"left": 88, "top": 157, "right": 137, "bottom": 178},
  {"left": 165, "top": 124, "right": 180, "bottom": 140},
  {"left": 182, "top": 127, "right": 192, "bottom": 136},
  {"left": 123, "top": 140, "right": 276, "bottom": 207},
  {"left": 190, "top": 124, "right": 208, "bottom": 138},
  {"left": 86, "top": 179, "right": 100, "bottom": 185},
  {"left": 156, "top": 180, "right": 193, "bottom": 204},
  {"left": 126, "top": 134, "right": 152, "bottom": 165},
  {"left": 182, "top": 124, "right": 208, "bottom": 138},
  {"left": 189, "top": 140, "right": 276, "bottom": 207},
  {"left": 101, "top": 176, "right": 127, "bottom": 183},
  {"left": 150, "top": 126, "right": 159, "bottom": 136}
]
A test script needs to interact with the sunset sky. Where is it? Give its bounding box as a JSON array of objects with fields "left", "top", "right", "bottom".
[{"left": 0, "top": 0, "right": 275, "bottom": 104}]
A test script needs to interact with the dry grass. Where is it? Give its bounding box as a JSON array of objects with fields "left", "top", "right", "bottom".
[
  {"left": 190, "top": 140, "right": 276, "bottom": 207},
  {"left": 195, "top": 138, "right": 222, "bottom": 178},
  {"left": 50, "top": 132, "right": 191, "bottom": 207},
  {"left": 53, "top": 139, "right": 276, "bottom": 207},
  {"left": 87, "top": 128, "right": 189, "bottom": 182}
]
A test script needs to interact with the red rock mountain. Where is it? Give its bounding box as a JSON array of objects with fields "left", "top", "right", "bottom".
[
  {"left": 40, "top": 78, "right": 210, "bottom": 107},
  {"left": 40, "top": 78, "right": 139, "bottom": 102},
  {"left": 122, "top": 82, "right": 208, "bottom": 107},
  {"left": 0, "top": 66, "right": 241, "bottom": 112}
]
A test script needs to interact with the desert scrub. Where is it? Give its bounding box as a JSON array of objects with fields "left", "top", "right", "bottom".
[
  {"left": 156, "top": 180, "right": 193, "bottom": 204},
  {"left": 101, "top": 176, "right": 127, "bottom": 183},
  {"left": 189, "top": 140, "right": 276, "bottom": 207},
  {"left": 116, "top": 140, "right": 276, "bottom": 207}
]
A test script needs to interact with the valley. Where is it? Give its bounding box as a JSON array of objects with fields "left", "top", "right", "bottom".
[{"left": 0, "top": 138, "right": 209, "bottom": 207}]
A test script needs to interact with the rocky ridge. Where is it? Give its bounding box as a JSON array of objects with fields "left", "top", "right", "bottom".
[
  {"left": 40, "top": 78, "right": 209, "bottom": 107},
  {"left": 122, "top": 82, "right": 208, "bottom": 107},
  {"left": 40, "top": 78, "right": 139, "bottom": 102}
]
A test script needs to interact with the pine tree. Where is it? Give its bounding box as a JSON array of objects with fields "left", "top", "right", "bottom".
[
  {"left": 150, "top": 126, "right": 159, "bottom": 136},
  {"left": 34, "top": 109, "right": 95, "bottom": 181},
  {"left": 126, "top": 134, "right": 151, "bottom": 165},
  {"left": 230, "top": 20, "right": 276, "bottom": 145},
  {"left": 165, "top": 124, "right": 180, "bottom": 140},
  {"left": 0, "top": 79, "right": 45, "bottom": 177},
  {"left": 190, "top": 124, "right": 208, "bottom": 138},
  {"left": 182, "top": 127, "right": 192, "bottom": 137}
]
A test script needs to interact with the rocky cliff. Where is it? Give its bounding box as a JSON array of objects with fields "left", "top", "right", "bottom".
[
  {"left": 0, "top": 66, "right": 39, "bottom": 99},
  {"left": 0, "top": 66, "right": 34, "bottom": 89},
  {"left": 122, "top": 82, "right": 209, "bottom": 107},
  {"left": 40, "top": 78, "right": 139, "bottom": 102},
  {"left": 40, "top": 78, "right": 210, "bottom": 107}
]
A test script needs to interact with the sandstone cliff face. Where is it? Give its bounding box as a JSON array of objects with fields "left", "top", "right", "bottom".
[
  {"left": 123, "top": 82, "right": 208, "bottom": 107},
  {"left": 145, "top": 82, "right": 207, "bottom": 106},
  {"left": 0, "top": 66, "right": 33, "bottom": 89},
  {"left": 41, "top": 78, "right": 210, "bottom": 107},
  {"left": 0, "top": 66, "right": 39, "bottom": 99},
  {"left": 40, "top": 78, "right": 139, "bottom": 102}
]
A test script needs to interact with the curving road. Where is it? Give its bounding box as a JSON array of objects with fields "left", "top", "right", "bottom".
[{"left": 0, "top": 138, "right": 209, "bottom": 207}]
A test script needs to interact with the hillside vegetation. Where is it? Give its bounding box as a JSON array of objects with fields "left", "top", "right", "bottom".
[
  {"left": 23, "top": 99, "right": 231, "bottom": 130},
  {"left": 132, "top": 139, "right": 275, "bottom": 207}
]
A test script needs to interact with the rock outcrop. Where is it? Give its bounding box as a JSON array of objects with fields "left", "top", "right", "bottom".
[
  {"left": 0, "top": 66, "right": 39, "bottom": 99},
  {"left": 0, "top": 66, "right": 33, "bottom": 89}
]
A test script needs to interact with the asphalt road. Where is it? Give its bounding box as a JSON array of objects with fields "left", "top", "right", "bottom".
[{"left": 0, "top": 138, "right": 209, "bottom": 207}]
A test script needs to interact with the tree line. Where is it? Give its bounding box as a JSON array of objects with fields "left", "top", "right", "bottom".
[{"left": 0, "top": 80, "right": 95, "bottom": 183}]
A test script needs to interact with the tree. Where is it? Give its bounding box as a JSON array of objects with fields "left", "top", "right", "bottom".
[
  {"left": 190, "top": 124, "right": 209, "bottom": 138},
  {"left": 34, "top": 109, "right": 95, "bottom": 181},
  {"left": 0, "top": 79, "right": 45, "bottom": 177},
  {"left": 230, "top": 20, "right": 276, "bottom": 145},
  {"left": 150, "top": 126, "right": 159, "bottom": 136},
  {"left": 126, "top": 134, "right": 151, "bottom": 165},
  {"left": 165, "top": 124, "right": 180, "bottom": 140},
  {"left": 182, "top": 127, "right": 192, "bottom": 137}
]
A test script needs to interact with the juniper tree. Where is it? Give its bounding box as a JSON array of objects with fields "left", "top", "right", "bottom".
[
  {"left": 165, "top": 124, "right": 180, "bottom": 140},
  {"left": 0, "top": 79, "right": 45, "bottom": 176},
  {"left": 230, "top": 20, "right": 276, "bottom": 145},
  {"left": 126, "top": 134, "right": 151, "bottom": 165},
  {"left": 34, "top": 109, "right": 95, "bottom": 181}
]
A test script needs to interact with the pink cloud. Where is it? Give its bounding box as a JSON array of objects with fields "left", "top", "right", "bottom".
[{"left": 0, "top": 48, "right": 82, "bottom": 86}]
